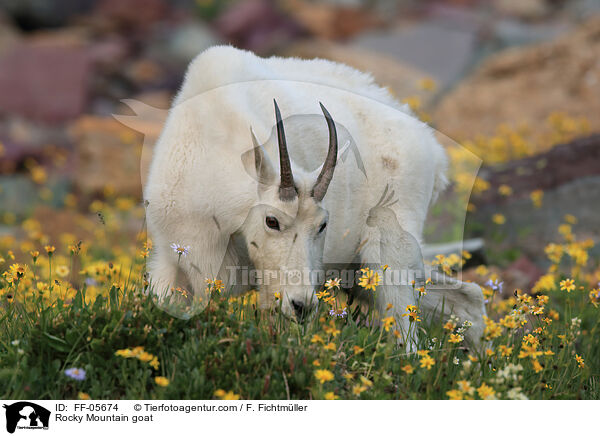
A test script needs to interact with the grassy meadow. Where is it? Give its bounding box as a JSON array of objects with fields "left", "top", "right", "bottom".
[
  {"left": 0, "top": 111, "right": 598, "bottom": 400},
  {"left": 0, "top": 200, "right": 598, "bottom": 400}
]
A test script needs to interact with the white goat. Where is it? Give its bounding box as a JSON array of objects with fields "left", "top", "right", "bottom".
[{"left": 144, "top": 46, "right": 485, "bottom": 346}]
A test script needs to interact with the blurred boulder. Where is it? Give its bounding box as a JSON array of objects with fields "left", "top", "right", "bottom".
[
  {"left": 284, "top": 41, "right": 436, "bottom": 106},
  {"left": 0, "top": 42, "right": 92, "bottom": 123},
  {"left": 69, "top": 116, "right": 143, "bottom": 197},
  {"left": 0, "top": 12, "right": 21, "bottom": 57},
  {"left": 166, "top": 22, "right": 220, "bottom": 64},
  {"left": 493, "top": 0, "right": 551, "bottom": 20},
  {"left": 0, "top": 175, "right": 70, "bottom": 217},
  {"left": 1, "top": 0, "right": 95, "bottom": 30},
  {"left": 351, "top": 18, "right": 478, "bottom": 88},
  {"left": 86, "top": 37, "right": 130, "bottom": 68},
  {"left": 476, "top": 134, "right": 600, "bottom": 203},
  {"left": 434, "top": 16, "right": 600, "bottom": 140},
  {"left": 0, "top": 119, "right": 70, "bottom": 174},
  {"left": 0, "top": 176, "right": 38, "bottom": 216},
  {"left": 95, "top": 0, "right": 169, "bottom": 32},
  {"left": 468, "top": 134, "right": 600, "bottom": 262},
  {"left": 215, "top": 0, "right": 304, "bottom": 54},
  {"left": 504, "top": 256, "right": 544, "bottom": 291},
  {"left": 491, "top": 17, "right": 572, "bottom": 47},
  {"left": 284, "top": 0, "right": 382, "bottom": 40},
  {"left": 0, "top": 27, "right": 133, "bottom": 123}
]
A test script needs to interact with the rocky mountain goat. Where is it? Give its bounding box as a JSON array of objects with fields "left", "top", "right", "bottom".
[{"left": 144, "top": 46, "right": 485, "bottom": 346}]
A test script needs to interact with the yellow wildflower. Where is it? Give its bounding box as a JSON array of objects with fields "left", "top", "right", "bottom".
[
  {"left": 314, "top": 369, "right": 334, "bottom": 384},
  {"left": 492, "top": 214, "right": 506, "bottom": 225},
  {"left": 55, "top": 265, "right": 70, "bottom": 278},
  {"left": 214, "top": 389, "right": 240, "bottom": 400},
  {"left": 311, "top": 334, "right": 324, "bottom": 344},
  {"left": 457, "top": 380, "right": 475, "bottom": 396},
  {"left": 154, "top": 376, "right": 169, "bottom": 387},
  {"left": 382, "top": 316, "right": 395, "bottom": 332},
  {"left": 358, "top": 268, "right": 381, "bottom": 291},
  {"left": 323, "top": 342, "right": 336, "bottom": 351},
  {"left": 559, "top": 278, "right": 575, "bottom": 293},
  {"left": 401, "top": 364, "right": 414, "bottom": 374},
  {"left": 352, "top": 384, "right": 367, "bottom": 395},
  {"left": 498, "top": 184, "right": 513, "bottom": 196},
  {"left": 447, "top": 389, "right": 463, "bottom": 400},
  {"left": 402, "top": 305, "right": 421, "bottom": 323},
  {"left": 499, "top": 345, "right": 513, "bottom": 357},
  {"left": 449, "top": 334, "right": 463, "bottom": 344},
  {"left": 530, "top": 190, "right": 543, "bottom": 208},
  {"left": 477, "top": 383, "right": 496, "bottom": 400},
  {"left": 419, "top": 355, "right": 435, "bottom": 370},
  {"left": 418, "top": 77, "right": 437, "bottom": 92},
  {"left": 324, "top": 392, "right": 339, "bottom": 400}
]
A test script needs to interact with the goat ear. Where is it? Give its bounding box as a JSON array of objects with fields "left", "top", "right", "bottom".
[{"left": 241, "top": 128, "right": 277, "bottom": 185}]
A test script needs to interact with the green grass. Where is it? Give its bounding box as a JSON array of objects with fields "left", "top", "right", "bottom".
[{"left": 1, "top": 276, "right": 598, "bottom": 400}]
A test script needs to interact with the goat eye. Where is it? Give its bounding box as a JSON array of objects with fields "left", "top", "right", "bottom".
[
  {"left": 318, "top": 222, "right": 327, "bottom": 234},
  {"left": 265, "top": 216, "right": 280, "bottom": 230}
]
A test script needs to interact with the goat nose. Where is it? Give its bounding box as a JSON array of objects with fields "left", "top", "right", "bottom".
[{"left": 291, "top": 299, "right": 308, "bottom": 321}]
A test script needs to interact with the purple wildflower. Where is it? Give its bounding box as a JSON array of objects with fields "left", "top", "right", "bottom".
[
  {"left": 170, "top": 243, "right": 190, "bottom": 257},
  {"left": 85, "top": 277, "right": 98, "bottom": 287},
  {"left": 64, "top": 367, "right": 86, "bottom": 381},
  {"left": 329, "top": 307, "right": 347, "bottom": 318},
  {"left": 485, "top": 278, "right": 503, "bottom": 294}
]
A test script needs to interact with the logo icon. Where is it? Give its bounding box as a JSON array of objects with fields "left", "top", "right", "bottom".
[{"left": 3, "top": 402, "right": 50, "bottom": 434}]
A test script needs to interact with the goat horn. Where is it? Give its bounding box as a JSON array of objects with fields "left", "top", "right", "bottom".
[
  {"left": 274, "top": 99, "right": 297, "bottom": 201},
  {"left": 311, "top": 102, "right": 338, "bottom": 202}
]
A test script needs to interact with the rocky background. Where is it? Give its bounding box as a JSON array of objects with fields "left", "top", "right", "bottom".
[{"left": 0, "top": 0, "right": 599, "bottom": 290}]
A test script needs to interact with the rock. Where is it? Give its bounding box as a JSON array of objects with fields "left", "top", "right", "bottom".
[
  {"left": 434, "top": 16, "right": 600, "bottom": 140},
  {"left": 493, "top": 0, "right": 551, "bottom": 20},
  {"left": 1, "top": 0, "right": 95, "bottom": 30},
  {"left": 284, "top": 0, "right": 381, "bottom": 39},
  {"left": 69, "top": 116, "right": 144, "bottom": 197},
  {"left": 350, "top": 18, "right": 478, "bottom": 88},
  {"left": 86, "top": 37, "right": 130, "bottom": 68},
  {"left": 95, "top": 0, "right": 169, "bottom": 32},
  {"left": 215, "top": 0, "right": 304, "bottom": 54},
  {"left": 0, "top": 27, "right": 133, "bottom": 123},
  {"left": 467, "top": 135, "right": 600, "bottom": 263},
  {"left": 470, "top": 175, "right": 600, "bottom": 263},
  {"left": 493, "top": 18, "right": 572, "bottom": 47},
  {"left": 0, "top": 42, "right": 92, "bottom": 123},
  {"left": 0, "top": 11, "right": 21, "bottom": 57},
  {"left": 505, "top": 256, "right": 544, "bottom": 291},
  {"left": 0, "top": 174, "right": 70, "bottom": 217},
  {"left": 0, "top": 176, "right": 38, "bottom": 217},
  {"left": 166, "top": 22, "right": 220, "bottom": 64},
  {"left": 283, "top": 41, "right": 436, "bottom": 106},
  {"left": 0, "top": 118, "right": 71, "bottom": 172},
  {"left": 476, "top": 134, "right": 600, "bottom": 203}
]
